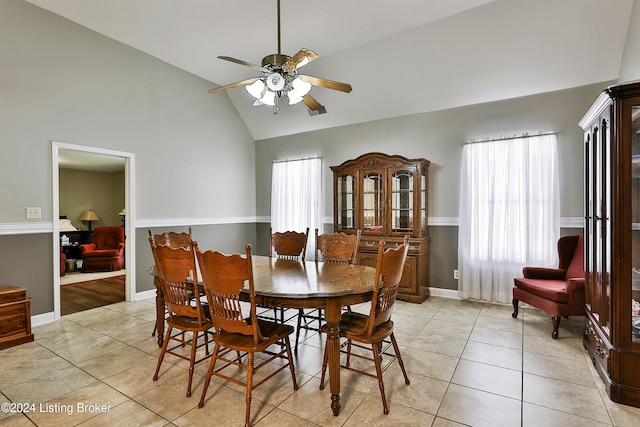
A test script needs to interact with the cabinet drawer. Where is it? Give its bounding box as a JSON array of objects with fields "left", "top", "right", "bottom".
[
  {"left": 0, "top": 301, "right": 29, "bottom": 337},
  {"left": 0, "top": 286, "right": 27, "bottom": 304},
  {"left": 584, "top": 319, "right": 610, "bottom": 374}
]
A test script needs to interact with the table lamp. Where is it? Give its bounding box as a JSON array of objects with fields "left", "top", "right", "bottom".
[{"left": 80, "top": 209, "right": 100, "bottom": 230}]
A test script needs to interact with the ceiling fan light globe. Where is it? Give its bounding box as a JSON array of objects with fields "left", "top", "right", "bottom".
[
  {"left": 246, "top": 79, "right": 266, "bottom": 99},
  {"left": 288, "top": 93, "right": 304, "bottom": 105},
  {"left": 260, "top": 90, "right": 276, "bottom": 106},
  {"left": 292, "top": 77, "right": 312, "bottom": 96},
  {"left": 266, "top": 72, "right": 285, "bottom": 91}
]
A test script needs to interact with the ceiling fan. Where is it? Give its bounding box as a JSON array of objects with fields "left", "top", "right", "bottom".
[{"left": 208, "top": 0, "right": 352, "bottom": 113}]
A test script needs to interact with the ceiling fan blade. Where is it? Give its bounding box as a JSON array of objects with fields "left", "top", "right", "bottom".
[
  {"left": 303, "top": 94, "right": 324, "bottom": 111},
  {"left": 218, "top": 56, "right": 267, "bottom": 72},
  {"left": 299, "top": 75, "right": 352, "bottom": 93},
  {"left": 284, "top": 48, "right": 319, "bottom": 71},
  {"left": 208, "top": 77, "right": 259, "bottom": 94}
]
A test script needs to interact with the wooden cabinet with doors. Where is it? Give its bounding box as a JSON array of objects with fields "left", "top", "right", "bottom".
[
  {"left": 331, "top": 152, "right": 430, "bottom": 302},
  {"left": 580, "top": 81, "right": 640, "bottom": 407}
]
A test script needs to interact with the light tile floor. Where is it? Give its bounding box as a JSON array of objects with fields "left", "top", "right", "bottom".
[{"left": 2, "top": 297, "right": 640, "bottom": 426}]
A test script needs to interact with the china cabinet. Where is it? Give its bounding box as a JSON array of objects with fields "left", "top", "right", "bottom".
[
  {"left": 331, "top": 152, "right": 430, "bottom": 302},
  {"left": 580, "top": 81, "right": 640, "bottom": 407}
]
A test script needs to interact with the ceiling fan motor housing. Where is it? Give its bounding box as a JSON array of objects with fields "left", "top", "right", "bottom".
[{"left": 262, "top": 54, "right": 290, "bottom": 68}]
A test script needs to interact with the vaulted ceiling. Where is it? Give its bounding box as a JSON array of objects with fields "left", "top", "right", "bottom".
[{"left": 26, "top": 0, "right": 634, "bottom": 140}]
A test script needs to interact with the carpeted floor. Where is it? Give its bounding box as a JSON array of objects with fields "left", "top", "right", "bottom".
[{"left": 60, "top": 275, "right": 125, "bottom": 315}]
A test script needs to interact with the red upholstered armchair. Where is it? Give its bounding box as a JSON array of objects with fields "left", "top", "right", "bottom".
[
  {"left": 512, "top": 234, "right": 585, "bottom": 339},
  {"left": 80, "top": 226, "right": 125, "bottom": 273},
  {"left": 60, "top": 246, "right": 66, "bottom": 276}
]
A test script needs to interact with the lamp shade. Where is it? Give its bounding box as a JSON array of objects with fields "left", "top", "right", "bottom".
[{"left": 80, "top": 210, "right": 100, "bottom": 221}]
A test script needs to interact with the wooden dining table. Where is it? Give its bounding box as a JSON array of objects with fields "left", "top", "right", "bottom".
[{"left": 150, "top": 255, "right": 377, "bottom": 416}]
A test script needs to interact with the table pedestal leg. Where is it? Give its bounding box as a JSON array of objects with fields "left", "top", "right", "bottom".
[
  {"left": 153, "top": 277, "right": 165, "bottom": 348},
  {"left": 325, "top": 299, "right": 341, "bottom": 416}
]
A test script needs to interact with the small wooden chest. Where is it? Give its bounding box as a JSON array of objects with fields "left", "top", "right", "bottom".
[{"left": 0, "top": 286, "right": 34, "bottom": 350}]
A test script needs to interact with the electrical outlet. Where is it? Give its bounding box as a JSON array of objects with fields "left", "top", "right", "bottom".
[
  {"left": 26, "top": 207, "right": 41, "bottom": 219},
  {"left": 453, "top": 269, "right": 459, "bottom": 280}
]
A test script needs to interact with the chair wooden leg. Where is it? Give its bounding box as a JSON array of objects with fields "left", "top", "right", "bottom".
[
  {"left": 283, "top": 336, "right": 299, "bottom": 390},
  {"left": 512, "top": 298, "right": 519, "bottom": 318},
  {"left": 390, "top": 333, "right": 410, "bottom": 385},
  {"left": 372, "top": 342, "right": 389, "bottom": 415},
  {"left": 551, "top": 316, "right": 560, "bottom": 339},
  {"left": 186, "top": 330, "right": 199, "bottom": 397},
  {"left": 345, "top": 340, "right": 353, "bottom": 368},
  {"left": 295, "top": 308, "right": 303, "bottom": 353},
  {"left": 319, "top": 344, "right": 328, "bottom": 390},
  {"left": 245, "top": 352, "right": 254, "bottom": 427},
  {"left": 153, "top": 325, "right": 172, "bottom": 381},
  {"left": 199, "top": 342, "right": 221, "bottom": 408}
]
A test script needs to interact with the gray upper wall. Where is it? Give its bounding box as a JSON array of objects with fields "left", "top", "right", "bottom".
[
  {"left": 255, "top": 82, "right": 611, "bottom": 222},
  {"left": 0, "top": 0, "right": 256, "bottom": 225}
]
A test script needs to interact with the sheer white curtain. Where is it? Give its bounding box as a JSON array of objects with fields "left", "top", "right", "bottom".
[
  {"left": 271, "top": 157, "right": 322, "bottom": 253},
  {"left": 458, "top": 134, "right": 560, "bottom": 303}
]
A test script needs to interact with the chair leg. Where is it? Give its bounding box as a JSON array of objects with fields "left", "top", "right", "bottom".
[
  {"left": 372, "top": 342, "right": 389, "bottom": 415},
  {"left": 153, "top": 325, "right": 172, "bottom": 381},
  {"left": 186, "top": 330, "right": 200, "bottom": 397},
  {"left": 390, "top": 333, "right": 410, "bottom": 385},
  {"left": 295, "top": 308, "right": 303, "bottom": 353},
  {"left": 283, "top": 336, "right": 299, "bottom": 390},
  {"left": 551, "top": 316, "right": 560, "bottom": 339},
  {"left": 512, "top": 298, "right": 519, "bottom": 318},
  {"left": 199, "top": 342, "right": 221, "bottom": 408},
  {"left": 345, "top": 340, "right": 353, "bottom": 368},
  {"left": 245, "top": 352, "right": 254, "bottom": 427},
  {"left": 319, "top": 344, "right": 328, "bottom": 390}
]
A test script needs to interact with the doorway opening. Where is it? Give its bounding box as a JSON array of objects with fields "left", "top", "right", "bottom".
[{"left": 52, "top": 142, "right": 136, "bottom": 320}]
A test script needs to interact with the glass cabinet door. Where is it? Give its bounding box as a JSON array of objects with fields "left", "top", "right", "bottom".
[
  {"left": 336, "top": 174, "right": 355, "bottom": 231},
  {"left": 362, "top": 173, "right": 383, "bottom": 233},
  {"left": 391, "top": 170, "right": 414, "bottom": 233},
  {"left": 421, "top": 167, "right": 427, "bottom": 236},
  {"left": 631, "top": 104, "right": 640, "bottom": 343}
]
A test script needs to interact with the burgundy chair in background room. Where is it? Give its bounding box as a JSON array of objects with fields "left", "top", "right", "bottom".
[{"left": 80, "top": 226, "right": 125, "bottom": 273}]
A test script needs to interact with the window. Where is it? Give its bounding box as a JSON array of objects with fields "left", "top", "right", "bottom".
[
  {"left": 458, "top": 134, "right": 560, "bottom": 303},
  {"left": 271, "top": 157, "right": 322, "bottom": 252}
]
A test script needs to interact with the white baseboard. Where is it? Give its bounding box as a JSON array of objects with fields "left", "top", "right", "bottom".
[
  {"left": 428, "top": 287, "right": 460, "bottom": 299},
  {"left": 135, "top": 289, "right": 156, "bottom": 301},
  {"left": 31, "top": 312, "right": 56, "bottom": 327}
]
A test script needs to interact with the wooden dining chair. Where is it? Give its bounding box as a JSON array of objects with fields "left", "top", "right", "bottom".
[
  {"left": 148, "top": 227, "right": 193, "bottom": 249},
  {"left": 148, "top": 227, "right": 194, "bottom": 337},
  {"left": 149, "top": 240, "right": 212, "bottom": 398},
  {"left": 195, "top": 243, "right": 298, "bottom": 426},
  {"left": 269, "top": 227, "right": 309, "bottom": 261},
  {"left": 293, "top": 229, "right": 362, "bottom": 352},
  {"left": 319, "top": 235, "right": 410, "bottom": 414},
  {"left": 263, "top": 227, "right": 310, "bottom": 324}
]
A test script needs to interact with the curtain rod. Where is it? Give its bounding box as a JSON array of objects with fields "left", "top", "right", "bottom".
[
  {"left": 466, "top": 131, "right": 556, "bottom": 144},
  {"left": 273, "top": 155, "right": 321, "bottom": 163}
]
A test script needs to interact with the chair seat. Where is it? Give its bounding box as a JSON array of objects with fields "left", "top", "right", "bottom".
[
  {"left": 82, "top": 249, "right": 121, "bottom": 258},
  {"left": 513, "top": 278, "right": 569, "bottom": 303},
  {"left": 216, "top": 320, "right": 295, "bottom": 352},
  {"left": 321, "top": 311, "right": 395, "bottom": 344}
]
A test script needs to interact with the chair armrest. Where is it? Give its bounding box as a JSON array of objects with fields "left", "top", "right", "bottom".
[
  {"left": 565, "top": 277, "right": 585, "bottom": 293},
  {"left": 79, "top": 243, "right": 96, "bottom": 253},
  {"left": 117, "top": 243, "right": 125, "bottom": 250},
  {"left": 522, "top": 267, "right": 566, "bottom": 280}
]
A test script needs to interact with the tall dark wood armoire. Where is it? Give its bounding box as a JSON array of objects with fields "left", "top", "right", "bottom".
[{"left": 580, "top": 81, "right": 640, "bottom": 407}]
